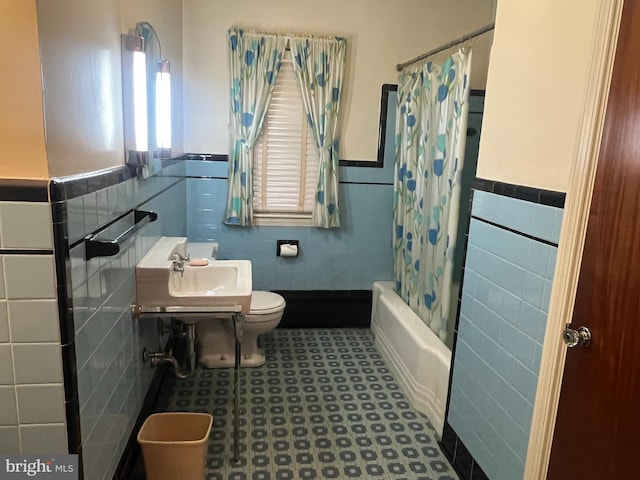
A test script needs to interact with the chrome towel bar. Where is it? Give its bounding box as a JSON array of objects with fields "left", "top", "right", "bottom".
[{"left": 84, "top": 209, "right": 157, "bottom": 260}]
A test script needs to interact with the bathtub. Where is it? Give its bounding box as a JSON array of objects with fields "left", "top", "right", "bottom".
[{"left": 371, "top": 281, "right": 451, "bottom": 438}]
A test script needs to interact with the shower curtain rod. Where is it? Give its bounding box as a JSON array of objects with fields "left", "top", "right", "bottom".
[{"left": 395, "top": 22, "right": 495, "bottom": 71}]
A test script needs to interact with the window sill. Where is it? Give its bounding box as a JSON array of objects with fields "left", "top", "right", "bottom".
[{"left": 253, "top": 213, "right": 315, "bottom": 227}]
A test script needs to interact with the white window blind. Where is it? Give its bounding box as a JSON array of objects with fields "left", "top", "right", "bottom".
[{"left": 253, "top": 51, "right": 319, "bottom": 218}]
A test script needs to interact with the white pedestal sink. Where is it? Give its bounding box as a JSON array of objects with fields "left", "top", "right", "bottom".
[{"left": 135, "top": 236, "right": 252, "bottom": 316}]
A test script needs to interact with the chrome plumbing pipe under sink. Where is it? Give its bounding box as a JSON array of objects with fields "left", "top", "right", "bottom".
[
  {"left": 141, "top": 321, "right": 197, "bottom": 379},
  {"left": 132, "top": 306, "right": 246, "bottom": 463},
  {"left": 143, "top": 350, "right": 190, "bottom": 379}
]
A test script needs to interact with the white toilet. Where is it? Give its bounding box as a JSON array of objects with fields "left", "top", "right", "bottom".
[
  {"left": 196, "top": 291, "right": 285, "bottom": 368},
  {"left": 187, "top": 242, "right": 285, "bottom": 368}
]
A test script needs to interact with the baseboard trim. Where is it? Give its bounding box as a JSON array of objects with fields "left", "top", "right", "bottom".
[
  {"left": 273, "top": 290, "right": 372, "bottom": 328},
  {"left": 440, "top": 422, "right": 489, "bottom": 480}
]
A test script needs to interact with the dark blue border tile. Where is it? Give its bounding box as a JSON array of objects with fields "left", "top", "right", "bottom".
[
  {"left": 62, "top": 347, "right": 81, "bottom": 458},
  {"left": 0, "top": 179, "right": 49, "bottom": 202},
  {"left": 540, "top": 189, "right": 566, "bottom": 208},
  {"left": 513, "top": 185, "right": 541, "bottom": 203},
  {"left": 474, "top": 177, "right": 565, "bottom": 208},
  {"left": 440, "top": 422, "right": 457, "bottom": 459},
  {"left": 274, "top": 290, "right": 372, "bottom": 328},
  {"left": 183, "top": 153, "right": 228, "bottom": 162},
  {"left": 440, "top": 422, "right": 492, "bottom": 480},
  {"left": 471, "top": 461, "right": 490, "bottom": 480},
  {"left": 50, "top": 165, "right": 135, "bottom": 201},
  {"left": 453, "top": 438, "right": 473, "bottom": 480},
  {"left": 179, "top": 153, "right": 388, "bottom": 169}
]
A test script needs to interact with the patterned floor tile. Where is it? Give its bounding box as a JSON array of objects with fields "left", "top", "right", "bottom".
[{"left": 154, "top": 329, "right": 458, "bottom": 480}]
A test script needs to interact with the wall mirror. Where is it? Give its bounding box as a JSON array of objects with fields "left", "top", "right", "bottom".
[{"left": 122, "top": 22, "right": 172, "bottom": 176}]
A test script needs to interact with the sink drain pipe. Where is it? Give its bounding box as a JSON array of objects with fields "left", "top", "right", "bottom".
[{"left": 132, "top": 305, "right": 245, "bottom": 463}]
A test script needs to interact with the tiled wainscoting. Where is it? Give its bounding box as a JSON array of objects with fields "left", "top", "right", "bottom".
[
  {"left": 54, "top": 163, "right": 187, "bottom": 479},
  {"left": 442, "top": 180, "right": 565, "bottom": 480},
  {"left": 185, "top": 157, "right": 395, "bottom": 328},
  {"left": 0, "top": 148, "right": 396, "bottom": 477},
  {"left": 0, "top": 190, "right": 66, "bottom": 454},
  {"left": 186, "top": 159, "right": 394, "bottom": 291},
  {"left": 0, "top": 161, "right": 187, "bottom": 480}
]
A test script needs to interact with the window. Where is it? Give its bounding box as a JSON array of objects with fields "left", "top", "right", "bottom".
[{"left": 252, "top": 50, "right": 319, "bottom": 225}]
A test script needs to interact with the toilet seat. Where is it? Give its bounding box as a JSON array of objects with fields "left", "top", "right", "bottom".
[{"left": 248, "top": 291, "right": 286, "bottom": 316}]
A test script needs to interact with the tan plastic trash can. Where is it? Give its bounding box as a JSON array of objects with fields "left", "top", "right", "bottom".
[{"left": 137, "top": 412, "right": 213, "bottom": 480}]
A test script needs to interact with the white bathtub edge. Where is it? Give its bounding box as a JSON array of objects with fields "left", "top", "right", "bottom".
[{"left": 371, "top": 281, "right": 451, "bottom": 439}]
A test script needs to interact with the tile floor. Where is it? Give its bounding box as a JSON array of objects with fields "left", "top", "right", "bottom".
[{"left": 149, "top": 328, "right": 458, "bottom": 480}]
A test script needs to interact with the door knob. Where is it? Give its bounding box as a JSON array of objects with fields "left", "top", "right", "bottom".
[{"left": 562, "top": 326, "right": 591, "bottom": 348}]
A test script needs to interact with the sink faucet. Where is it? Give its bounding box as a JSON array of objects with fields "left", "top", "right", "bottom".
[{"left": 171, "top": 252, "right": 190, "bottom": 275}]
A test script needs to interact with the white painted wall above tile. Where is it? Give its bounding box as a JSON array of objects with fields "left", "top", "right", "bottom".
[
  {"left": 0, "top": 0, "right": 48, "bottom": 180},
  {"left": 182, "top": 0, "right": 495, "bottom": 160},
  {"left": 477, "top": 0, "right": 600, "bottom": 191},
  {"left": 36, "top": 0, "right": 184, "bottom": 177}
]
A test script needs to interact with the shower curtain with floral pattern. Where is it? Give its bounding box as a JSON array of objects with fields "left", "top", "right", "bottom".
[{"left": 393, "top": 47, "right": 472, "bottom": 342}]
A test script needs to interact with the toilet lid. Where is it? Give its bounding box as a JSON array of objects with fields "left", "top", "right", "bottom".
[{"left": 250, "top": 291, "right": 286, "bottom": 314}]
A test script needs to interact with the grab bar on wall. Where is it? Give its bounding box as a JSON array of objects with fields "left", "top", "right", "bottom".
[{"left": 84, "top": 209, "right": 158, "bottom": 260}]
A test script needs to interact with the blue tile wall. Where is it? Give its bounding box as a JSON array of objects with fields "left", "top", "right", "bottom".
[
  {"left": 447, "top": 190, "right": 563, "bottom": 480},
  {"left": 185, "top": 160, "right": 394, "bottom": 291},
  {"left": 471, "top": 190, "right": 563, "bottom": 245},
  {"left": 66, "top": 169, "right": 186, "bottom": 479}
]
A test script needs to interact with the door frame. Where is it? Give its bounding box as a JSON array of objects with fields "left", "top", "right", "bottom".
[{"left": 523, "top": 1, "right": 624, "bottom": 478}]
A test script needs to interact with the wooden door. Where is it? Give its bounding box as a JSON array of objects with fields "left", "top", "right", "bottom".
[{"left": 547, "top": 1, "right": 640, "bottom": 477}]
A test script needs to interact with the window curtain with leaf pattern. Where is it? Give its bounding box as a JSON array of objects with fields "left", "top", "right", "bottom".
[
  {"left": 393, "top": 47, "right": 472, "bottom": 342},
  {"left": 290, "top": 36, "right": 347, "bottom": 228},
  {"left": 224, "top": 29, "right": 287, "bottom": 226}
]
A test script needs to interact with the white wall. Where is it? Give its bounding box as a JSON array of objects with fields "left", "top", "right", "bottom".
[
  {"left": 476, "top": 0, "right": 601, "bottom": 192},
  {"left": 182, "top": 0, "right": 496, "bottom": 161},
  {"left": 0, "top": 0, "right": 48, "bottom": 179},
  {"left": 36, "top": 0, "right": 183, "bottom": 178},
  {"left": 33, "top": 0, "right": 496, "bottom": 176}
]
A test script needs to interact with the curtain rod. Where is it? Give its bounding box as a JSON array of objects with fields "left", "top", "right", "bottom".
[{"left": 395, "top": 22, "right": 495, "bottom": 71}]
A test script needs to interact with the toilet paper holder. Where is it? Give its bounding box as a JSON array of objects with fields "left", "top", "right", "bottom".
[{"left": 277, "top": 239, "right": 299, "bottom": 257}]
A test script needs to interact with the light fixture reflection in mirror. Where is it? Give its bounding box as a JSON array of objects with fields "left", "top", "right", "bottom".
[{"left": 156, "top": 59, "right": 172, "bottom": 155}]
